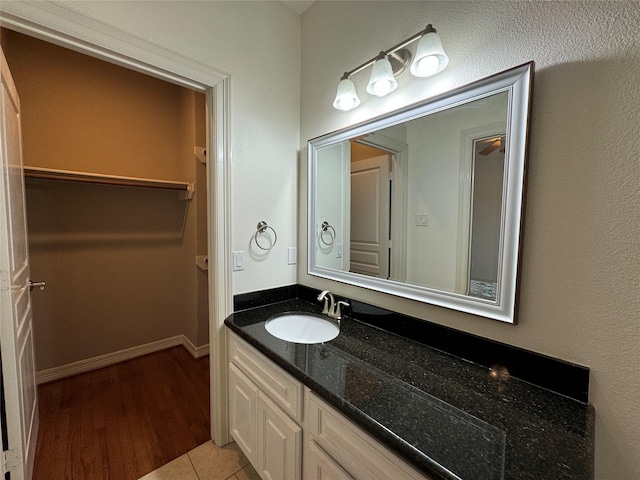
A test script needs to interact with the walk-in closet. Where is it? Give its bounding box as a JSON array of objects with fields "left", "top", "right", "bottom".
[{"left": 1, "top": 25, "right": 210, "bottom": 421}]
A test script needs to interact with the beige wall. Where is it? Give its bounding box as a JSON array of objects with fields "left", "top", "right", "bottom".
[
  {"left": 299, "top": 2, "right": 639, "bottom": 479},
  {"left": 2, "top": 30, "right": 208, "bottom": 370}
]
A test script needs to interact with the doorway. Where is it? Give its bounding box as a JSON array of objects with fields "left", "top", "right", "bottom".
[
  {"left": 349, "top": 153, "right": 391, "bottom": 279},
  {"left": 2, "top": 25, "right": 212, "bottom": 473},
  {"left": 466, "top": 135, "right": 505, "bottom": 301},
  {"left": 2, "top": 28, "right": 210, "bottom": 375},
  {"left": 0, "top": 6, "right": 231, "bottom": 475},
  {"left": 351, "top": 133, "right": 409, "bottom": 283},
  {"left": 0, "top": 2, "right": 233, "bottom": 460}
]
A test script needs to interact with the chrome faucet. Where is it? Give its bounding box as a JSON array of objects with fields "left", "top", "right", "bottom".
[
  {"left": 317, "top": 290, "right": 349, "bottom": 320},
  {"left": 318, "top": 290, "right": 334, "bottom": 315}
]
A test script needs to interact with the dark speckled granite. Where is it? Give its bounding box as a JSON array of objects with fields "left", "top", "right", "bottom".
[
  {"left": 346, "top": 299, "right": 590, "bottom": 403},
  {"left": 225, "top": 298, "right": 594, "bottom": 480},
  {"left": 235, "top": 285, "right": 590, "bottom": 403}
]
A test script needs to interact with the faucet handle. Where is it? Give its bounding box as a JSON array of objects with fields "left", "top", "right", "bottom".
[
  {"left": 320, "top": 297, "right": 329, "bottom": 314},
  {"left": 318, "top": 290, "right": 332, "bottom": 314},
  {"left": 335, "top": 300, "right": 350, "bottom": 320}
]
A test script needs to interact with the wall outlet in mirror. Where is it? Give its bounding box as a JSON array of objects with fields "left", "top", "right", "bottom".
[{"left": 416, "top": 214, "right": 428, "bottom": 226}]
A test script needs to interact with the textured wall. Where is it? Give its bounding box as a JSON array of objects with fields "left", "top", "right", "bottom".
[{"left": 299, "top": 2, "right": 639, "bottom": 479}]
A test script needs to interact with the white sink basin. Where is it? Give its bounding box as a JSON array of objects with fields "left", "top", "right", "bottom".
[{"left": 265, "top": 313, "right": 339, "bottom": 344}]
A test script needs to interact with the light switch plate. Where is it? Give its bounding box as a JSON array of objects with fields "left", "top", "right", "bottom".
[
  {"left": 233, "top": 251, "right": 244, "bottom": 271},
  {"left": 287, "top": 247, "right": 297, "bottom": 265}
]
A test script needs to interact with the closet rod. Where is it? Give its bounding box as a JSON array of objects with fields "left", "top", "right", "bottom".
[{"left": 24, "top": 166, "right": 191, "bottom": 192}]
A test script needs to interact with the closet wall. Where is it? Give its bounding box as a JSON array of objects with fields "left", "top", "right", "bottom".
[{"left": 1, "top": 29, "right": 208, "bottom": 373}]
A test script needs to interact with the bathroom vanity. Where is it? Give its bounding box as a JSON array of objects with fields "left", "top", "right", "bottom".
[
  {"left": 224, "top": 287, "right": 594, "bottom": 480},
  {"left": 228, "top": 333, "right": 427, "bottom": 480}
]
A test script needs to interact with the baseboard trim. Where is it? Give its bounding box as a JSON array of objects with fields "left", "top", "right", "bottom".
[
  {"left": 36, "top": 335, "right": 210, "bottom": 384},
  {"left": 182, "top": 335, "right": 210, "bottom": 358}
]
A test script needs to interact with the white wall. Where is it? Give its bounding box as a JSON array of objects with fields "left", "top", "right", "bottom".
[
  {"left": 404, "top": 94, "right": 506, "bottom": 291},
  {"left": 315, "top": 142, "right": 347, "bottom": 271},
  {"left": 300, "top": 2, "right": 639, "bottom": 479},
  {"left": 53, "top": 0, "right": 301, "bottom": 295}
]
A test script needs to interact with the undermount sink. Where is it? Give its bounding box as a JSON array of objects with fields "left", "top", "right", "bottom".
[{"left": 265, "top": 313, "right": 339, "bottom": 344}]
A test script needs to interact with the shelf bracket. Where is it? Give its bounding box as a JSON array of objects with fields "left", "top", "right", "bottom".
[
  {"left": 179, "top": 183, "right": 195, "bottom": 201},
  {"left": 194, "top": 146, "right": 207, "bottom": 165}
]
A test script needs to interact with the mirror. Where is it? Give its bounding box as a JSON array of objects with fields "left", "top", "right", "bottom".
[{"left": 308, "top": 63, "right": 533, "bottom": 323}]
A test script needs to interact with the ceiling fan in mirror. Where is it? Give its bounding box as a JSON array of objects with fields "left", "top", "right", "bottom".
[{"left": 478, "top": 135, "right": 506, "bottom": 156}]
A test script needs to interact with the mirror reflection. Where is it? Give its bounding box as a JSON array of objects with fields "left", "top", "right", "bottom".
[{"left": 309, "top": 63, "right": 533, "bottom": 323}]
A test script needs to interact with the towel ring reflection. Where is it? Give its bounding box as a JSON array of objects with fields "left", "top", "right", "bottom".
[
  {"left": 254, "top": 221, "right": 278, "bottom": 251},
  {"left": 320, "top": 221, "right": 336, "bottom": 246}
]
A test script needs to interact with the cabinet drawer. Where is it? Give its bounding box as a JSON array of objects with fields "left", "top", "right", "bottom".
[
  {"left": 305, "top": 391, "right": 432, "bottom": 480},
  {"left": 229, "top": 333, "right": 304, "bottom": 422}
]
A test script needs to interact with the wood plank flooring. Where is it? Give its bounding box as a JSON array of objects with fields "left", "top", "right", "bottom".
[{"left": 34, "top": 346, "right": 210, "bottom": 480}]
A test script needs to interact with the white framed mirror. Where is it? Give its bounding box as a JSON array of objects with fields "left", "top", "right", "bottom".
[{"left": 308, "top": 63, "right": 533, "bottom": 323}]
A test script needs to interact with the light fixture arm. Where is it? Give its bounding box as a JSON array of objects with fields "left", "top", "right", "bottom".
[
  {"left": 342, "top": 24, "right": 436, "bottom": 78},
  {"left": 332, "top": 24, "right": 447, "bottom": 111}
]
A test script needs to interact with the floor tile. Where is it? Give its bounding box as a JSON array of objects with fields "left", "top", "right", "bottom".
[
  {"left": 188, "top": 440, "right": 250, "bottom": 480},
  {"left": 234, "top": 463, "right": 261, "bottom": 480},
  {"left": 137, "top": 454, "right": 199, "bottom": 480}
]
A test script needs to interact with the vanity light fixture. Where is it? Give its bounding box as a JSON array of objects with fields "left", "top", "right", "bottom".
[
  {"left": 410, "top": 24, "right": 449, "bottom": 77},
  {"left": 333, "top": 73, "right": 360, "bottom": 111},
  {"left": 366, "top": 52, "right": 399, "bottom": 97},
  {"left": 332, "top": 24, "right": 449, "bottom": 111}
]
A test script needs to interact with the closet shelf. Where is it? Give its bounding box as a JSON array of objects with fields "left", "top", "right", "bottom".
[{"left": 24, "top": 167, "right": 194, "bottom": 200}]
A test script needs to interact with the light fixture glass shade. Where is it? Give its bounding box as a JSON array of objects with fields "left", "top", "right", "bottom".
[
  {"left": 410, "top": 31, "right": 449, "bottom": 77},
  {"left": 366, "top": 55, "right": 398, "bottom": 97},
  {"left": 333, "top": 75, "right": 360, "bottom": 111}
]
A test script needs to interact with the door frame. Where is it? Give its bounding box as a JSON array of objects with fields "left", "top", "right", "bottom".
[
  {"left": 355, "top": 132, "right": 408, "bottom": 282},
  {"left": 0, "top": 2, "right": 233, "bottom": 446},
  {"left": 349, "top": 154, "right": 391, "bottom": 279},
  {"left": 456, "top": 122, "right": 506, "bottom": 296}
]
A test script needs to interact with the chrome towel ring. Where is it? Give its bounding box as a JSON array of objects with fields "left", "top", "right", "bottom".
[
  {"left": 254, "top": 221, "right": 278, "bottom": 251},
  {"left": 320, "top": 221, "right": 336, "bottom": 246}
]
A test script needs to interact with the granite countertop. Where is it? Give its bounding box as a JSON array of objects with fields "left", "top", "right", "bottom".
[{"left": 225, "top": 298, "right": 594, "bottom": 480}]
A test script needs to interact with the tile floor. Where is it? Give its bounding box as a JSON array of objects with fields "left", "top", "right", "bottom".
[{"left": 137, "top": 441, "right": 260, "bottom": 480}]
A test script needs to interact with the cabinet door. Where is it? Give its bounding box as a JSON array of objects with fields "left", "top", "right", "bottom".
[
  {"left": 229, "top": 333, "right": 304, "bottom": 421},
  {"left": 306, "top": 392, "right": 432, "bottom": 480},
  {"left": 257, "top": 391, "right": 302, "bottom": 480},
  {"left": 304, "top": 439, "right": 355, "bottom": 480},
  {"left": 229, "top": 363, "right": 259, "bottom": 464}
]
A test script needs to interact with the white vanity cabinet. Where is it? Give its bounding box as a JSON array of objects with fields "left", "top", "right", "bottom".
[
  {"left": 257, "top": 390, "right": 302, "bottom": 479},
  {"left": 229, "top": 363, "right": 259, "bottom": 462},
  {"left": 228, "top": 332, "right": 432, "bottom": 480},
  {"left": 228, "top": 333, "right": 303, "bottom": 480},
  {"left": 304, "top": 391, "right": 433, "bottom": 480}
]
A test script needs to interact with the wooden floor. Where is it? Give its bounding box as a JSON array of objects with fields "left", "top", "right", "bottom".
[{"left": 34, "top": 346, "right": 210, "bottom": 480}]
